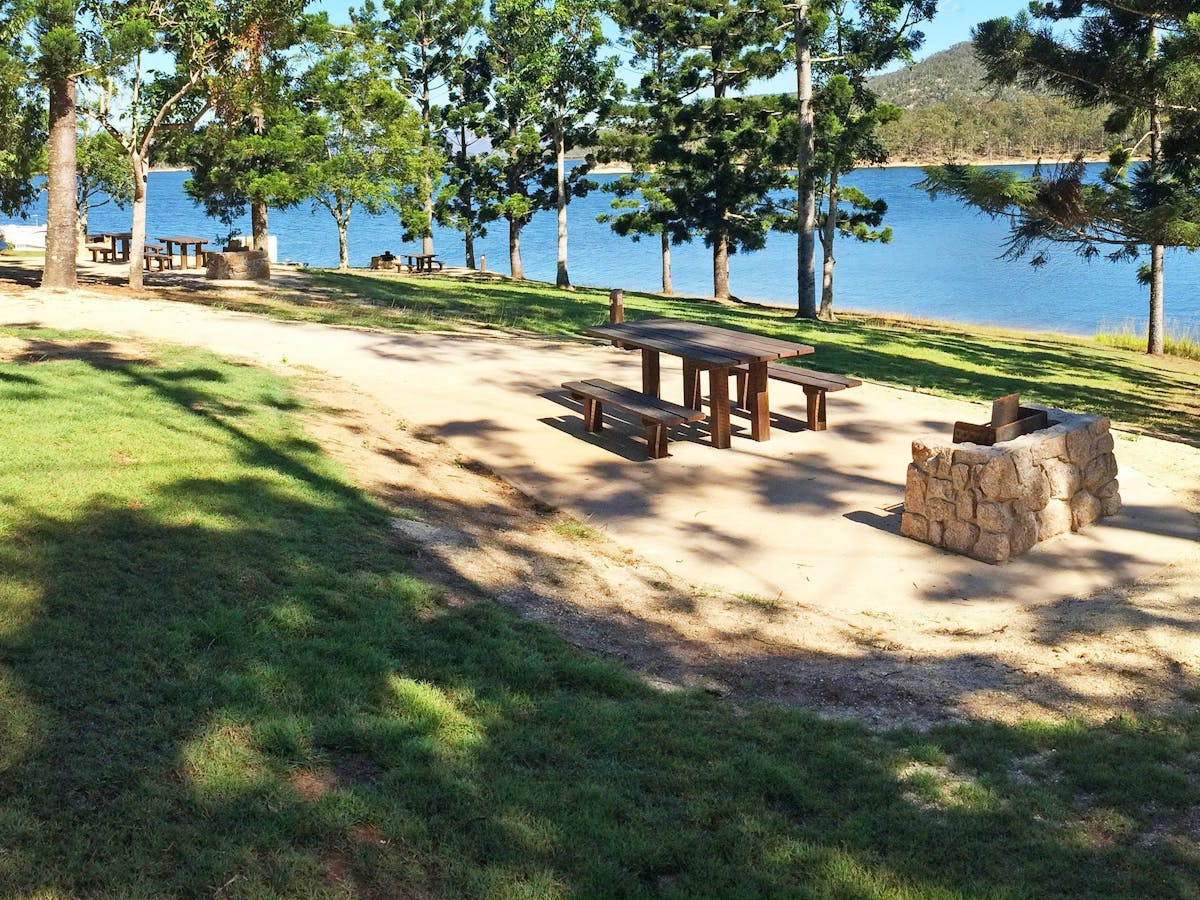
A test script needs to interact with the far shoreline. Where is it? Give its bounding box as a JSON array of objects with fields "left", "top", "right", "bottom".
[{"left": 587, "top": 154, "right": 1115, "bottom": 175}]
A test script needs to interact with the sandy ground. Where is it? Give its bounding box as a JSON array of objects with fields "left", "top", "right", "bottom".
[{"left": 2, "top": 274, "right": 1198, "bottom": 729}]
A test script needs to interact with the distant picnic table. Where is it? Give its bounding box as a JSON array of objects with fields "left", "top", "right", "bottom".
[
  {"left": 581, "top": 318, "right": 814, "bottom": 449},
  {"left": 401, "top": 253, "right": 443, "bottom": 274},
  {"left": 96, "top": 232, "right": 133, "bottom": 263},
  {"left": 155, "top": 235, "right": 209, "bottom": 270}
]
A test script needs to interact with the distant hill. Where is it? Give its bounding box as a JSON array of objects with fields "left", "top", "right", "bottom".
[
  {"left": 869, "top": 42, "right": 1026, "bottom": 109},
  {"left": 868, "top": 41, "right": 1116, "bottom": 163}
]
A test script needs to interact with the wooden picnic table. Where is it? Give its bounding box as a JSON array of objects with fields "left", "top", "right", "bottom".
[
  {"left": 582, "top": 317, "right": 814, "bottom": 449},
  {"left": 401, "top": 252, "right": 443, "bottom": 274},
  {"left": 98, "top": 231, "right": 133, "bottom": 263},
  {"left": 155, "top": 235, "right": 210, "bottom": 270}
]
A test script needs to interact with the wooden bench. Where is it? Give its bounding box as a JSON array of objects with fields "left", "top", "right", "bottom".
[
  {"left": 563, "top": 378, "right": 706, "bottom": 459},
  {"left": 143, "top": 245, "right": 174, "bottom": 270},
  {"left": 85, "top": 242, "right": 115, "bottom": 263},
  {"left": 731, "top": 363, "right": 861, "bottom": 432}
]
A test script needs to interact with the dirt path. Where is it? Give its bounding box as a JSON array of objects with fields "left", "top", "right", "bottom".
[{"left": 3, "top": 282, "right": 1198, "bottom": 729}]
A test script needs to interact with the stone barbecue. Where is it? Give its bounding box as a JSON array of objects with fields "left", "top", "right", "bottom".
[{"left": 901, "top": 406, "right": 1121, "bottom": 564}]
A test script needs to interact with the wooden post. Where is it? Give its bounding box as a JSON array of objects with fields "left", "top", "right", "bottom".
[
  {"left": 609, "top": 288, "right": 624, "bottom": 324},
  {"left": 480, "top": 255, "right": 486, "bottom": 272},
  {"left": 608, "top": 288, "right": 625, "bottom": 348}
]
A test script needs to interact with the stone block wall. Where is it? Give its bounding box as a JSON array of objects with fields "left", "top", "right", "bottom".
[
  {"left": 901, "top": 407, "right": 1121, "bottom": 564},
  {"left": 206, "top": 250, "right": 270, "bottom": 281}
]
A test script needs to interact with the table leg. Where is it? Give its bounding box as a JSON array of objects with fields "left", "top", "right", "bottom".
[
  {"left": 682, "top": 359, "right": 702, "bottom": 409},
  {"left": 641, "top": 349, "right": 660, "bottom": 397},
  {"left": 746, "top": 360, "right": 771, "bottom": 441},
  {"left": 709, "top": 365, "right": 731, "bottom": 449}
]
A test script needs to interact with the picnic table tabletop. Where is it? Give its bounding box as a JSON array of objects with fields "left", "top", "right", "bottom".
[
  {"left": 583, "top": 318, "right": 813, "bottom": 367},
  {"left": 154, "top": 235, "right": 209, "bottom": 244},
  {"left": 581, "top": 317, "right": 815, "bottom": 449}
]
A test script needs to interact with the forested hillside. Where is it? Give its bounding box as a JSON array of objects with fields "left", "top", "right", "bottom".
[{"left": 870, "top": 42, "right": 1116, "bottom": 162}]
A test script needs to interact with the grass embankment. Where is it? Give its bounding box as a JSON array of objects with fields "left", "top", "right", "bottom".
[
  {"left": 178, "top": 270, "right": 1200, "bottom": 444},
  {"left": 1, "top": 327, "right": 1199, "bottom": 897}
]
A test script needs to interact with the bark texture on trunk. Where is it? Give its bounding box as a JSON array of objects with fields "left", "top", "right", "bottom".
[
  {"left": 127, "top": 154, "right": 149, "bottom": 289},
  {"left": 421, "top": 183, "right": 435, "bottom": 256},
  {"left": 817, "top": 169, "right": 839, "bottom": 322},
  {"left": 250, "top": 93, "right": 268, "bottom": 250},
  {"left": 42, "top": 74, "right": 78, "bottom": 290},
  {"left": 508, "top": 219, "right": 524, "bottom": 280},
  {"left": 555, "top": 113, "right": 571, "bottom": 289},
  {"left": 251, "top": 202, "right": 269, "bottom": 251},
  {"left": 1142, "top": 22, "right": 1161, "bottom": 355},
  {"left": 713, "top": 232, "right": 730, "bottom": 302},
  {"left": 1146, "top": 53, "right": 1165, "bottom": 356},
  {"left": 660, "top": 230, "right": 673, "bottom": 295},
  {"left": 1148, "top": 243, "right": 1164, "bottom": 355},
  {"left": 460, "top": 124, "right": 476, "bottom": 269},
  {"left": 711, "top": 64, "right": 731, "bottom": 301},
  {"left": 337, "top": 215, "right": 350, "bottom": 271},
  {"left": 795, "top": 2, "right": 818, "bottom": 318}
]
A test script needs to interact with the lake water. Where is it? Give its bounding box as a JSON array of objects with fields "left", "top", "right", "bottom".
[{"left": 9, "top": 165, "right": 1200, "bottom": 336}]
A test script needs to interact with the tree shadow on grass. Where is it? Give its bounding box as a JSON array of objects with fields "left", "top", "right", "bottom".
[{"left": 1, "top": 336, "right": 1198, "bottom": 896}]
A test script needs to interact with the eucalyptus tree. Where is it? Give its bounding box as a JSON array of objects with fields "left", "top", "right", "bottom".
[
  {"left": 921, "top": 2, "right": 1200, "bottom": 355},
  {"left": 81, "top": 0, "right": 223, "bottom": 287},
  {"left": 376, "top": 0, "right": 482, "bottom": 257},
  {"left": 0, "top": 1, "right": 43, "bottom": 222},
  {"left": 184, "top": 5, "right": 320, "bottom": 250},
  {"left": 774, "top": 72, "right": 899, "bottom": 320},
  {"left": 186, "top": 0, "right": 313, "bottom": 251},
  {"left": 76, "top": 130, "right": 132, "bottom": 237},
  {"left": 542, "top": 0, "right": 619, "bottom": 289},
  {"left": 296, "top": 27, "right": 424, "bottom": 270}
]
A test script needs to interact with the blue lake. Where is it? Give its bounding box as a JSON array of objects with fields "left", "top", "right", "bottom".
[{"left": 10, "top": 165, "right": 1200, "bottom": 336}]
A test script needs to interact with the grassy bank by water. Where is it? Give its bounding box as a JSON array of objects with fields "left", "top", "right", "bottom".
[
  {"left": 2, "top": 326, "right": 1198, "bottom": 897},
  {"left": 173, "top": 270, "right": 1200, "bottom": 444}
]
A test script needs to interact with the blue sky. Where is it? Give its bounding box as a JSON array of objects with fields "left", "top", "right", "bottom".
[{"left": 311, "top": 0, "right": 1025, "bottom": 62}]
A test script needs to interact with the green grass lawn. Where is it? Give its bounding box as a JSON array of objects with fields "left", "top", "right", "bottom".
[
  {"left": 179, "top": 270, "right": 1200, "bottom": 444},
  {"left": 1, "top": 327, "right": 1198, "bottom": 897}
]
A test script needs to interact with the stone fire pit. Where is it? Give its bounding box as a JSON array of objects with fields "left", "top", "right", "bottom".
[{"left": 902, "top": 406, "right": 1121, "bottom": 564}]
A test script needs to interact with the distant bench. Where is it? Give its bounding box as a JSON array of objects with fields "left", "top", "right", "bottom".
[
  {"left": 143, "top": 245, "right": 174, "bottom": 271},
  {"left": 85, "top": 241, "right": 116, "bottom": 263},
  {"left": 731, "top": 363, "right": 861, "bottom": 432},
  {"left": 563, "top": 378, "right": 706, "bottom": 459}
]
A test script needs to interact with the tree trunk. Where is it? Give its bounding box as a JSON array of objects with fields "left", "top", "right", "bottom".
[
  {"left": 795, "top": 1, "right": 818, "bottom": 318},
  {"left": 1148, "top": 243, "right": 1164, "bottom": 355},
  {"left": 713, "top": 231, "right": 730, "bottom": 301},
  {"left": 464, "top": 208, "right": 476, "bottom": 269},
  {"left": 42, "top": 73, "right": 78, "bottom": 290},
  {"left": 127, "top": 153, "right": 149, "bottom": 289},
  {"left": 508, "top": 218, "right": 523, "bottom": 280},
  {"left": 711, "top": 65, "right": 730, "bottom": 301},
  {"left": 421, "top": 51, "right": 434, "bottom": 257},
  {"left": 460, "top": 123, "right": 475, "bottom": 269},
  {"left": 251, "top": 202, "right": 269, "bottom": 251},
  {"left": 817, "top": 169, "right": 839, "bottom": 322},
  {"left": 555, "top": 112, "right": 571, "bottom": 289},
  {"left": 1146, "top": 28, "right": 1164, "bottom": 357},
  {"left": 250, "top": 88, "right": 269, "bottom": 250},
  {"left": 660, "top": 230, "right": 673, "bottom": 295},
  {"left": 337, "top": 214, "right": 350, "bottom": 271}
]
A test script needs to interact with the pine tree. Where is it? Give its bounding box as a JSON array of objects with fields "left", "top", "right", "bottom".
[
  {"left": 376, "top": 0, "right": 482, "bottom": 256},
  {"left": 923, "top": 2, "right": 1200, "bottom": 355},
  {"left": 790, "top": 0, "right": 936, "bottom": 319},
  {"left": 619, "top": 0, "right": 790, "bottom": 303},
  {"left": 0, "top": 1, "right": 43, "bottom": 221}
]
